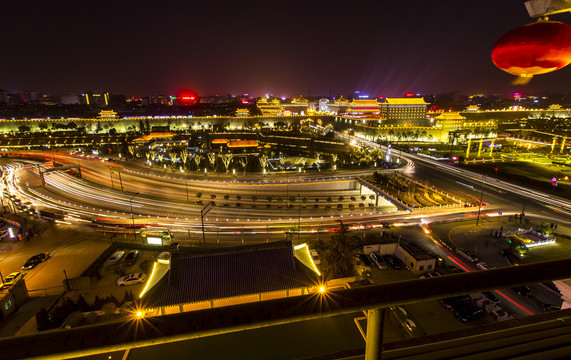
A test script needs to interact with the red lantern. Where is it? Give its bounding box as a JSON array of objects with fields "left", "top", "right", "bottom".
[{"left": 491, "top": 20, "right": 571, "bottom": 84}]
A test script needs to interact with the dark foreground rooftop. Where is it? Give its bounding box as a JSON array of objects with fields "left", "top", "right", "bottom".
[{"left": 143, "top": 240, "right": 319, "bottom": 308}]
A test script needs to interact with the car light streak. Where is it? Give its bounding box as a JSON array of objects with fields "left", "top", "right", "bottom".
[
  {"left": 495, "top": 290, "right": 534, "bottom": 315},
  {"left": 447, "top": 255, "right": 472, "bottom": 272}
]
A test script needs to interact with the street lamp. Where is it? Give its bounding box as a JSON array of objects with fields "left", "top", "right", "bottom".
[
  {"left": 298, "top": 193, "right": 301, "bottom": 244},
  {"left": 476, "top": 178, "right": 485, "bottom": 226},
  {"left": 130, "top": 192, "right": 140, "bottom": 240},
  {"left": 181, "top": 168, "right": 188, "bottom": 202}
]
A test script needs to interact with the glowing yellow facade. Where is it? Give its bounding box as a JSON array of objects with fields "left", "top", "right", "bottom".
[
  {"left": 434, "top": 112, "right": 467, "bottom": 129},
  {"left": 235, "top": 108, "right": 250, "bottom": 117},
  {"left": 98, "top": 110, "right": 118, "bottom": 119},
  {"left": 379, "top": 98, "right": 428, "bottom": 123},
  {"left": 257, "top": 98, "right": 283, "bottom": 116},
  {"left": 347, "top": 99, "right": 380, "bottom": 118}
]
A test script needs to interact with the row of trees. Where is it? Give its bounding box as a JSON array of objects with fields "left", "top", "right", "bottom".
[
  {"left": 194, "top": 193, "right": 376, "bottom": 204},
  {"left": 138, "top": 147, "right": 345, "bottom": 174},
  {"left": 151, "top": 147, "right": 385, "bottom": 174}
]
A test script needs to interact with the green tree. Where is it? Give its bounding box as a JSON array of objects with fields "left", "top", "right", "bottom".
[
  {"left": 321, "top": 231, "right": 357, "bottom": 280},
  {"left": 18, "top": 125, "right": 31, "bottom": 133}
]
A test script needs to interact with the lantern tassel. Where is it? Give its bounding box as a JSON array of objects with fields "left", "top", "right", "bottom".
[{"left": 511, "top": 74, "right": 533, "bottom": 85}]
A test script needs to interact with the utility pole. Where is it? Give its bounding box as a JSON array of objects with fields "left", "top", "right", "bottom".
[
  {"left": 476, "top": 178, "right": 485, "bottom": 226},
  {"left": 109, "top": 167, "right": 114, "bottom": 189},
  {"left": 118, "top": 171, "right": 124, "bottom": 192},
  {"left": 185, "top": 172, "right": 189, "bottom": 202},
  {"left": 201, "top": 201, "right": 214, "bottom": 247},
  {"left": 130, "top": 192, "right": 140, "bottom": 240},
  {"left": 298, "top": 193, "right": 301, "bottom": 244}
]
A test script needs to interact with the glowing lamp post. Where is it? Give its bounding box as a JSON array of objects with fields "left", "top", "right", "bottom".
[{"left": 130, "top": 192, "right": 140, "bottom": 240}]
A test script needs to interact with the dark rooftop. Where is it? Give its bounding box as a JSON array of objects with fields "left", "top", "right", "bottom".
[
  {"left": 143, "top": 241, "right": 319, "bottom": 308},
  {"left": 400, "top": 241, "right": 436, "bottom": 261}
]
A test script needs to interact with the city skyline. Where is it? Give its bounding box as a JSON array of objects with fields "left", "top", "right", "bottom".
[{"left": 2, "top": 1, "right": 571, "bottom": 97}]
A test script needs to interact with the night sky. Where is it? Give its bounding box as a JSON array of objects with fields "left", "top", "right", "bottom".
[{"left": 2, "top": 0, "right": 571, "bottom": 97}]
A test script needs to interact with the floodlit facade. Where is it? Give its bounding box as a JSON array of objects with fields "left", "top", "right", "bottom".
[
  {"left": 346, "top": 99, "right": 380, "bottom": 118},
  {"left": 257, "top": 98, "right": 283, "bottom": 116},
  {"left": 379, "top": 98, "right": 428, "bottom": 125}
]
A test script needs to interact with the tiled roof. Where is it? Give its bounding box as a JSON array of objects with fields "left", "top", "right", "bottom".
[
  {"left": 382, "top": 98, "right": 428, "bottom": 105},
  {"left": 400, "top": 241, "right": 436, "bottom": 261},
  {"left": 143, "top": 241, "right": 319, "bottom": 308}
]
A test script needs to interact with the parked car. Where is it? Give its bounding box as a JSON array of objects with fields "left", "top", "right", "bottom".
[
  {"left": 490, "top": 307, "right": 510, "bottom": 321},
  {"left": 1, "top": 271, "right": 22, "bottom": 289},
  {"left": 440, "top": 295, "right": 471, "bottom": 311},
  {"left": 23, "top": 253, "right": 49, "bottom": 270},
  {"left": 512, "top": 285, "right": 533, "bottom": 297},
  {"left": 370, "top": 252, "right": 388, "bottom": 270},
  {"left": 124, "top": 250, "right": 139, "bottom": 266},
  {"left": 107, "top": 250, "right": 125, "bottom": 265},
  {"left": 455, "top": 306, "right": 484, "bottom": 324},
  {"left": 456, "top": 248, "right": 479, "bottom": 262},
  {"left": 449, "top": 267, "right": 465, "bottom": 274},
  {"left": 482, "top": 291, "right": 501, "bottom": 305},
  {"left": 383, "top": 254, "right": 403, "bottom": 269},
  {"left": 309, "top": 249, "right": 321, "bottom": 265},
  {"left": 476, "top": 262, "right": 493, "bottom": 270},
  {"left": 156, "top": 251, "right": 171, "bottom": 261},
  {"left": 357, "top": 253, "right": 373, "bottom": 268},
  {"left": 116, "top": 272, "right": 147, "bottom": 286},
  {"left": 537, "top": 300, "right": 561, "bottom": 312}
]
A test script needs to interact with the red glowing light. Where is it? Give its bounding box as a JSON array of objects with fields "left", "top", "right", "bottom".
[
  {"left": 405, "top": 92, "right": 414, "bottom": 97},
  {"left": 447, "top": 255, "right": 471, "bottom": 272},
  {"left": 495, "top": 290, "right": 534, "bottom": 315},
  {"left": 492, "top": 20, "right": 571, "bottom": 80}
]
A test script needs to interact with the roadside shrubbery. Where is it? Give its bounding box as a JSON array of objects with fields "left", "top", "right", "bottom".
[{"left": 35, "top": 290, "right": 136, "bottom": 331}]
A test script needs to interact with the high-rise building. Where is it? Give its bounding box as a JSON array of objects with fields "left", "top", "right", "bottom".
[
  {"left": 0, "top": 90, "right": 8, "bottom": 104},
  {"left": 150, "top": 95, "right": 171, "bottom": 105},
  {"left": 60, "top": 93, "right": 81, "bottom": 105},
  {"left": 82, "top": 92, "right": 111, "bottom": 106}
]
